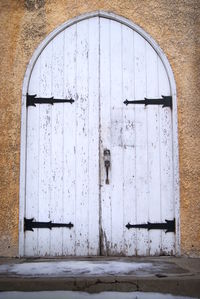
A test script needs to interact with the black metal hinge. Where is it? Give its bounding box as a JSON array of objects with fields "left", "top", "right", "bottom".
[
  {"left": 123, "top": 95, "right": 172, "bottom": 108},
  {"left": 126, "top": 219, "right": 175, "bottom": 233},
  {"left": 24, "top": 218, "right": 74, "bottom": 232},
  {"left": 27, "top": 93, "right": 75, "bottom": 107}
]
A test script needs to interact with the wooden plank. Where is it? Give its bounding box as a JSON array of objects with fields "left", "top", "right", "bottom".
[
  {"left": 99, "top": 17, "right": 112, "bottom": 255},
  {"left": 25, "top": 57, "right": 40, "bottom": 256},
  {"left": 122, "top": 27, "right": 136, "bottom": 256},
  {"left": 62, "top": 24, "right": 77, "bottom": 255},
  {"left": 146, "top": 42, "right": 161, "bottom": 255},
  {"left": 134, "top": 32, "right": 149, "bottom": 256},
  {"left": 109, "top": 20, "right": 124, "bottom": 255},
  {"left": 88, "top": 17, "right": 100, "bottom": 255},
  {"left": 49, "top": 32, "right": 64, "bottom": 256},
  {"left": 76, "top": 19, "right": 89, "bottom": 256},
  {"left": 37, "top": 43, "right": 52, "bottom": 256},
  {"left": 158, "top": 58, "right": 175, "bottom": 255}
]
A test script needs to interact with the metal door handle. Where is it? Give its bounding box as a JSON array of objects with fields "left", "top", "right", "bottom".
[{"left": 104, "top": 149, "right": 111, "bottom": 184}]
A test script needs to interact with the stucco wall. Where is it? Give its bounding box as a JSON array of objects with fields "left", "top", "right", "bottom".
[{"left": 0, "top": 0, "right": 199, "bottom": 257}]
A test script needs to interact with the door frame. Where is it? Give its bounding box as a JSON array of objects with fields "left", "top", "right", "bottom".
[{"left": 19, "top": 10, "right": 180, "bottom": 257}]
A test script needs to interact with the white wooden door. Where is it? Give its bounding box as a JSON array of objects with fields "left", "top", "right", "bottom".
[
  {"left": 99, "top": 18, "right": 174, "bottom": 256},
  {"left": 25, "top": 18, "right": 100, "bottom": 256},
  {"left": 24, "top": 16, "right": 175, "bottom": 256}
]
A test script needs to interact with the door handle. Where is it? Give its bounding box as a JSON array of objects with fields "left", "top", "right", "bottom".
[{"left": 104, "top": 149, "right": 111, "bottom": 184}]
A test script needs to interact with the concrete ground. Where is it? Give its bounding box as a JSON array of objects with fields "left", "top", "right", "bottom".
[{"left": 0, "top": 257, "right": 199, "bottom": 298}]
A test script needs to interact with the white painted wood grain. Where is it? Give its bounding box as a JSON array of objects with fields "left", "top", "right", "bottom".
[
  {"left": 122, "top": 28, "right": 136, "bottom": 256},
  {"left": 109, "top": 20, "right": 124, "bottom": 255},
  {"left": 134, "top": 33, "right": 149, "bottom": 256},
  {"left": 50, "top": 32, "right": 64, "bottom": 255},
  {"left": 146, "top": 42, "right": 161, "bottom": 256},
  {"left": 75, "top": 19, "right": 90, "bottom": 256},
  {"left": 100, "top": 17, "right": 112, "bottom": 255},
  {"left": 62, "top": 24, "right": 77, "bottom": 255},
  {"left": 88, "top": 17, "right": 100, "bottom": 255},
  {"left": 158, "top": 58, "right": 175, "bottom": 255},
  {"left": 37, "top": 43, "right": 52, "bottom": 256},
  {"left": 25, "top": 57, "right": 40, "bottom": 256}
]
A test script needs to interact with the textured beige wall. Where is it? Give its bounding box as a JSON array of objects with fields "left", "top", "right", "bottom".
[{"left": 0, "top": 0, "right": 199, "bottom": 257}]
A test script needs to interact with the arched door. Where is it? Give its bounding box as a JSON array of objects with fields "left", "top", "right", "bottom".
[{"left": 21, "top": 13, "right": 178, "bottom": 256}]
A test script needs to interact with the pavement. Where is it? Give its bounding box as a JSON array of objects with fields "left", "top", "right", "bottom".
[{"left": 0, "top": 257, "right": 199, "bottom": 298}]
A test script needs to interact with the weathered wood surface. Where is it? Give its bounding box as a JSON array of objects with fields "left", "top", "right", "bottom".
[{"left": 25, "top": 16, "right": 174, "bottom": 256}]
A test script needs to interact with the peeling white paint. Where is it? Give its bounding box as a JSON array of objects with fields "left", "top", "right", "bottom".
[{"left": 19, "top": 11, "right": 180, "bottom": 258}]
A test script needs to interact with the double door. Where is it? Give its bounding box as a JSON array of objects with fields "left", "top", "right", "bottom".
[{"left": 24, "top": 17, "right": 175, "bottom": 256}]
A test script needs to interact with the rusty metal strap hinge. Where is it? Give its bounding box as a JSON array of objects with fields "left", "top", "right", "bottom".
[
  {"left": 24, "top": 218, "right": 74, "bottom": 232},
  {"left": 124, "top": 95, "right": 172, "bottom": 108},
  {"left": 26, "top": 93, "right": 75, "bottom": 107},
  {"left": 126, "top": 219, "right": 175, "bottom": 233}
]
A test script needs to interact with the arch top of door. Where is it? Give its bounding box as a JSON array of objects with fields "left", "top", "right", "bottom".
[
  {"left": 23, "top": 10, "right": 176, "bottom": 97},
  {"left": 19, "top": 10, "right": 180, "bottom": 256}
]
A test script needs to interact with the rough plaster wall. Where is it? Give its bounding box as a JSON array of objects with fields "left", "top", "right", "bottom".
[{"left": 0, "top": 0, "right": 199, "bottom": 257}]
